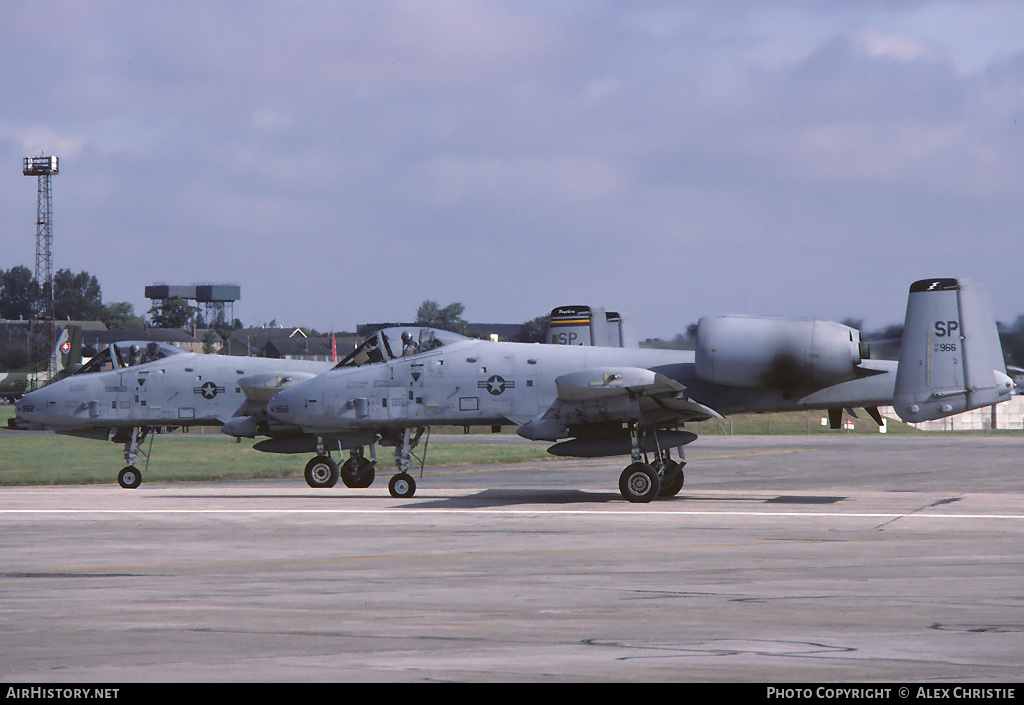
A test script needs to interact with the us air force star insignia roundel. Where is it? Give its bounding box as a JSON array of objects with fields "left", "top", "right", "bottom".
[
  {"left": 194, "top": 381, "right": 225, "bottom": 399},
  {"left": 478, "top": 375, "right": 514, "bottom": 395}
]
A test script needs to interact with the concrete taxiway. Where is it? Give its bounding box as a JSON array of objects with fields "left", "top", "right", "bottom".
[{"left": 1, "top": 435, "right": 1022, "bottom": 682}]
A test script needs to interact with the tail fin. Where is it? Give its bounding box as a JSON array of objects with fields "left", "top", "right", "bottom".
[
  {"left": 55, "top": 324, "right": 82, "bottom": 372},
  {"left": 547, "top": 306, "right": 636, "bottom": 347},
  {"left": 894, "top": 278, "right": 1013, "bottom": 423}
]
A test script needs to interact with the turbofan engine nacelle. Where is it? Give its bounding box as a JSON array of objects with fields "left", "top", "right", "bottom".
[{"left": 695, "top": 315, "right": 865, "bottom": 390}]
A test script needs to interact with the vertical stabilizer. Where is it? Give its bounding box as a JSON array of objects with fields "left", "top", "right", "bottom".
[
  {"left": 614, "top": 312, "right": 638, "bottom": 348},
  {"left": 546, "top": 306, "right": 634, "bottom": 347},
  {"left": 547, "top": 306, "right": 593, "bottom": 345},
  {"left": 56, "top": 324, "right": 82, "bottom": 372},
  {"left": 894, "top": 278, "right": 1012, "bottom": 423},
  {"left": 589, "top": 307, "right": 610, "bottom": 347}
]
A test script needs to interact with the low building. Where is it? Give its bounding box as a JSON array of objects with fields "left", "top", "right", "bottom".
[
  {"left": 880, "top": 396, "right": 1024, "bottom": 432},
  {"left": 84, "top": 328, "right": 220, "bottom": 355},
  {"left": 224, "top": 327, "right": 357, "bottom": 361},
  {"left": 357, "top": 321, "right": 528, "bottom": 341},
  {"left": 1, "top": 319, "right": 107, "bottom": 369}
]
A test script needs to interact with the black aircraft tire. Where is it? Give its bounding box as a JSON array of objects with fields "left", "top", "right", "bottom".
[
  {"left": 659, "top": 464, "right": 685, "bottom": 497},
  {"left": 388, "top": 472, "right": 416, "bottom": 499},
  {"left": 118, "top": 466, "right": 142, "bottom": 490},
  {"left": 341, "top": 458, "right": 376, "bottom": 488},
  {"left": 619, "top": 463, "right": 660, "bottom": 503},
  {"left": 352, "top": 463, "right": 375, "bottom": 488},
  {"left": 304, "top": 456, "right": 339, "bottom": 488}
]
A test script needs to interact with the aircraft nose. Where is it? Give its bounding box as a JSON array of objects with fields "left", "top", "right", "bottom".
[
  {"left": 15, "top": 390, "right": 37, "bottom": 412},
  {"left": 266, "top": 386, "right": 298, "bottom": 422},
  {"left": 14, "top": 390, "right": 44, "bottom": 421}
]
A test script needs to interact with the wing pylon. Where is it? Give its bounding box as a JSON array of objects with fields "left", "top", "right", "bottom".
[{"left": 517, "top": 366, "right": 722, "bottom": 442}]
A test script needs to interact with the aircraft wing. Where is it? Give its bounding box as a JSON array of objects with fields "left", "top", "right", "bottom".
[
  {"left": 556, "top": 366, "right": 721, "bottom": 418},
  {"left": 554, "top": 367, "right": 683, "bottom": 401},
  {"left": 220, "top": 371, "right": 324, "bottom": 434},
  {"left": 237, "top": 371, "right": 321, "bottom": 403},
  {"left": 518, "top": 366, "right": 721, "bottom": 441}
]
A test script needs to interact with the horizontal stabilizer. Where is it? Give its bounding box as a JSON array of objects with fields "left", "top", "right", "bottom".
[{"left": 893, "top": 278, "right": 1013, "bottom": 423}]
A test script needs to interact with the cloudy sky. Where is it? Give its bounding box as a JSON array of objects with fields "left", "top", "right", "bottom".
[{"left": 2, "top": 1, "right": 1022, "bottom": 339}]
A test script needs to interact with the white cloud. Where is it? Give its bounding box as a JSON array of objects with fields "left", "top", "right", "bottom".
[{"left": 2, "top": 1, "right": 1023, "bottom": 335}]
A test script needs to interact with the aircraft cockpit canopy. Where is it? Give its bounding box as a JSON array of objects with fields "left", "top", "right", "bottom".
[
  {"left": 334, "top": 327, "right": 469, "bottom": 369},
  {"left": 75, "top": 341, "right": 186, "bottom": 375}
]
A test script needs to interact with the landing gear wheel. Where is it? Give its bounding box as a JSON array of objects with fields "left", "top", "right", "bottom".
[
  {"left": 388, "top": 472, "right": 416, "bottom": 499},
  {"left": 658, "top": 462, "right": 685, "bottom": 498},
  {"left": 619, "top": 463, "right": 660, "bottom": 503},
  {"left": 341, "top": 458, "right": 376, "bottom": 488},
  {"left": 118, "top": 466, "right": 142, "bottom": 489},
  {"left": 304, "top": 456, "right": 339, "bottom": 488}
]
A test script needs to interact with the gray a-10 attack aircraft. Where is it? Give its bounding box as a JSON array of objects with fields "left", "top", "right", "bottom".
[
  {"left": 10, "top": 329, "right": 474, "bottom": 489},
  {"left": 13, "top": 278, "right": 1013, "bottom": 502},
  {"left": 256, "top": 278, "right": 1012, "bottom": 502},
  {"left": 11, "top": 339, "right": 340, "bottom": 488}
]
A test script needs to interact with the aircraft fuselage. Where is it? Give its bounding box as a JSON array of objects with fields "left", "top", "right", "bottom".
[
  {"left": 15, "top": 353, "right": 334, "bottom": 431},
  {"left": 268, "top": 338, "right": 898, "bottom": 436}
]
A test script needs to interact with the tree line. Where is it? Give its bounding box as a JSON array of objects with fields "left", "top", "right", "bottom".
[
  {"left": 0, "top": 265, "right": 148, "bottom": 330},
  {"left": 0, "top": 265, "right": 245, "bottom": 334},
  {"left": 4, "top": 265, "right": 1023, "bottom": 368}
]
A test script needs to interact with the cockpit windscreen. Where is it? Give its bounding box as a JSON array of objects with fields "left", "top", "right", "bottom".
[
  {"left": 334, "top": 327, "right": 469, "bottom": 369},
  {"left": 75, "top": 341, "right": 186, "bottom": 375}
]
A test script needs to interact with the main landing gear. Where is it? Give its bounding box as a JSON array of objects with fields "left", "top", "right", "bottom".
[
  {"left": 302, "top": 439, "right": 378, "bottom": 489},
  {"left": 340, "top": 447, "right": 375, "bottom": 488},
  {"left": 303, "top": 455, "right": 339, "bottom": 488},
  {"left": 301, "top": 435, "right": 416, "bottom": 495},
  {"left": 617, "top": 425, "right": 686, "bottom": 503}
]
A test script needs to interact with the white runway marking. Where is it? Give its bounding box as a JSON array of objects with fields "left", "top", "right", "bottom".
[{"left": 2, "top": 507, "right": 1023, "bottom": 520}]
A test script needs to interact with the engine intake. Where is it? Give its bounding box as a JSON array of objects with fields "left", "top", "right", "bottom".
[{"left": 695, "top": 315, "right": 864, "bottom": 390}]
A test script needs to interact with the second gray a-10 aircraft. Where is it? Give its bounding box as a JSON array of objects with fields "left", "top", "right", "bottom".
[{"left": 13, "top": 278, "right": 1013, "bottom": 503}]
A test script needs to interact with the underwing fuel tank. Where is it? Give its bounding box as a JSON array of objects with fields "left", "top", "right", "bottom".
[{"left": 547, "top": 429, "right": 698, "bottom": 457}]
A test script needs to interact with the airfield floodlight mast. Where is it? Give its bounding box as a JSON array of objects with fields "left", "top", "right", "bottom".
[{"left": 23, "top": 154, "right": 59, "bottom": 390}]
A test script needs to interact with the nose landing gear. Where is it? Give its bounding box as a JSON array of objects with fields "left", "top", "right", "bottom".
[{"left": 116, "top": 427, "right": 152, "bottom": 489}]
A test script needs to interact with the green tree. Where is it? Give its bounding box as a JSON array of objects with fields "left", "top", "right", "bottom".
[
  {"left": 515, "top": 314, "right": 550, "bottom": 343},
  {"left": 212, "top": 317, "right": 244, "bottom": 344},
  {"left": 0, "top": 266, "right": 38, "bottom": 320},
  {"left": 100, "top": 301, "right": 147, "bottom": 330},
  {"left": 201, "top": 328, "right": 220, "bottom": 354},
  {"left": 415, "top": 300, "right": 468, "bottom": 335},
  {"left": 0, "top": 345, "right": 28, "bottom": 371},
  {"left": 52, "top": 269, "right": 103, "bottom": 320},
  {"left": 148, "top": 296, "right": 197, "bottom": 329}
]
